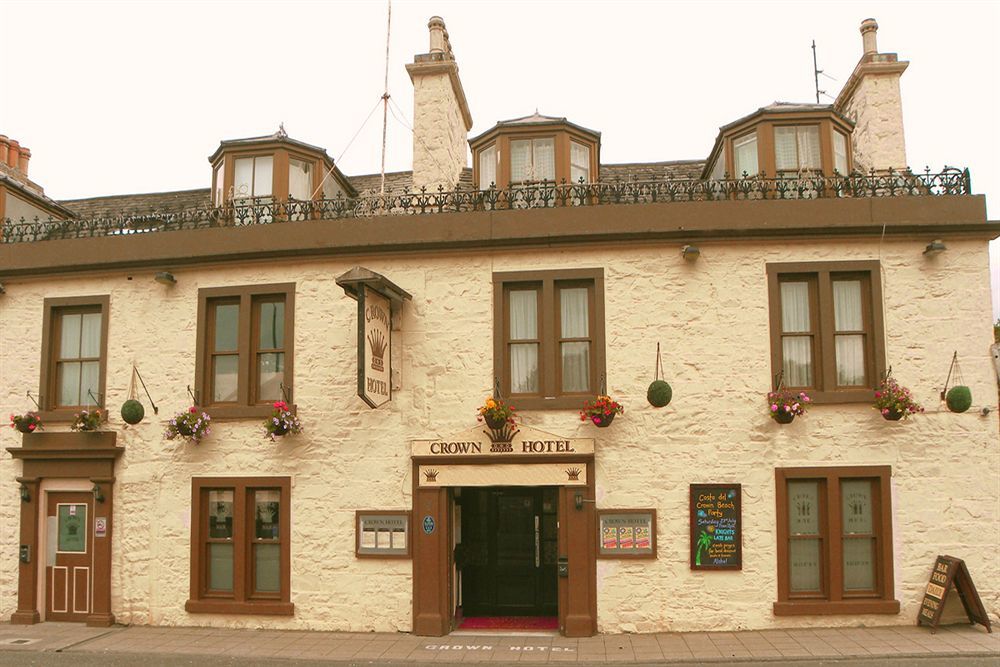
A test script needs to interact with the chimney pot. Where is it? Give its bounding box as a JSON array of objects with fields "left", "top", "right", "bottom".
[
  {"left": 428, "top": 16, "right": 447, "bottom": 54},
  {"left": 860, "top": 18, "right": 878, "bottom": 55},
  {"left": 0, "top": 136, "right": 8, "bottom": 167},
  {"left": 18, "top": 146, "right": 30, "bottom": 176},
  {"left": 7, "top": 140, "right": 20, "bottom": 169}
]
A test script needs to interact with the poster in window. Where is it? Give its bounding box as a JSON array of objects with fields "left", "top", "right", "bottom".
[
  {"left": 690, "top": 484, "right": 742, "bottom": 570},
  {"left": 598, "top": 510, "right": 655, "bottom": 558},
  {"left": 356, "top": 511, "right": 410, "bottom": 558}
]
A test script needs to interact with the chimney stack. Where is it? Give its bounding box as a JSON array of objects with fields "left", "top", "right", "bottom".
[
  {"left": 406, "top": 16, "right": 473, "bottom": 192},
  {"left": 834, "top": 18, "right": 909, "bottom": 172}
]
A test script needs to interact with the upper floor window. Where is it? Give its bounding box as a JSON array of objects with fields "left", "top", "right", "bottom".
[
  {"left": 775, "top": 125, "right": 821, "bottom": 173},
  {"left": 767, "top": 261, "right": 885, "bottom": 403},
  {"left": 733, "top": 132, "right": 758, "bottom": 177},
  {"left": 196, "top": 284, "right": 295, "bottom": 418},
  {"left": 511, "top": 138, "right": 555, "bottom": 182},
  {"left": 493, "top": 269, "right": 605, "bottom": 410},
  {"left": 479, "top": 144, "right": 497, "bottom": 189},
  {"left": 833, "top": 131, "right": 849, "bottom": 175},
  {"left": 39, "top": 296, "right": 110, "bottom": 419},
  {"left": 233, "top": 155, "right": 273, "bottom": 199},
  {"left": 570, "top": 141, "right": 591, "bottom": 183},
  {"left": 288, "top": 158, "right": 313, "bottom": 200}
]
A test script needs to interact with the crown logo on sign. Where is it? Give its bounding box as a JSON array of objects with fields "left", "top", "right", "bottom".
[
  {"left": 484, "top": 424, "right": 519, "bottom": 453},
  {"left": 368, "top": 329, "right": 387, "bottom": 372},
  {"left": 565, "top": 467, "right": 582, "bottom": 481},
  {"left": 423, "top": 469, "right": 439, "bottom": 482}
]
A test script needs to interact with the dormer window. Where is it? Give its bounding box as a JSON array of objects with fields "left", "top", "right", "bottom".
[
  {"left": 511, "top": 138, "right": 555, "bottom": 183},
  {"left": 234, "top": 156, "right": 274, "bottom": 200},
  {"left": 833, "top": 131, "right": 849, "bottom": 174},
  {"left": 288, "top": 158, "right": 313, "bottom": 200},
  {"left": 733, "top": 132, "right": 759, "bottom": 177},
  {"left": 570, "top": 142, "right": 591, "bottom": 183},
  {"left": 774, "top": 125, "right": 821, "bottom": 174},
  {"left": 479, "top": 144, "right": 497, "bottom": 189}
]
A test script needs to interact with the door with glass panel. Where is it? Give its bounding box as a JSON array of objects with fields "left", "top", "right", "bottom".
[{"left": 46, "top": 492, "right": 93, "bottom": 622}]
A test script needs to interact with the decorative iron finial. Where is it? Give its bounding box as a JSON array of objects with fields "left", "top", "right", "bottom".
[{"left": 276, "top": 123, "right": 288, "bottom": 139}]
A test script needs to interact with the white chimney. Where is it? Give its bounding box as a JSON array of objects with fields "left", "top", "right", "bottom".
[{"left": 406, "top": 16, "right": 473, "bottom": 192}]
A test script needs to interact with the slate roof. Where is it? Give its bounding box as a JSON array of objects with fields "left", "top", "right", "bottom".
[{"left": 59, "top": 189, "right": 212, "bottom": 220}]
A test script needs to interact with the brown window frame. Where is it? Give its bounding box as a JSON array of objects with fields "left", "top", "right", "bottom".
[
  {"left": 195, "top": 283, "right": 295, "bottom": 419},
  {"left": 766, "top": 261, "right": 885, "bottom": 404},
  {"left": 37, "top": 295, "right": 110, "bottom": 423},
  {"left": 186, "top": 476, "right": 293, "bottom": 616},
  {"left": 774, "top": 466, "right": 898, "bottom": 616},
  {"left": 493, "top": 268, "right": 605, "bottom": 411}
]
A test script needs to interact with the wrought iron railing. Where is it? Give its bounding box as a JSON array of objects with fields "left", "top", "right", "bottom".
[{"left": 0, "top": 167, "right": 972, "bottom": 244}]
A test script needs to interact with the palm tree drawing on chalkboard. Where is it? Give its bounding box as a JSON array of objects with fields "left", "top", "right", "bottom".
[{"left": 695, "top": 529, "right": 713, "bottom": 566}]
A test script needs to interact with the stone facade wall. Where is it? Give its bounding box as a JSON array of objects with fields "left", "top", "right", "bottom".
[
  {"left": 410, "top": 67, "right": 468, "bottom": 192},
  {"left": 840, "top": 72, "right": 908, "bottom": 172},
  {"left": 1, "top": 237, "right": 997, "bottom": 632}
]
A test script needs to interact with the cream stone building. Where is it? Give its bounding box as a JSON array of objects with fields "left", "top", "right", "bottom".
[{"left": 1, "top": 17, "right": 997, "bottom": 638}]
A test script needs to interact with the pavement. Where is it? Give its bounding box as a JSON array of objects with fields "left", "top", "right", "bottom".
[{"left": 0, "top": 621, "right": 996, "bottom": 665}]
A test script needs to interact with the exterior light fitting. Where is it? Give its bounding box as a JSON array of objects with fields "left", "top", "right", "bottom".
[
  {"left": 20, "top": 484, "right": 30, "bottom": 503},
  {"left": 923, "top": 240, "right": 947, "bottom": 256},
  {"left": 681, "top": 245, "right": 700, "bottom": 261},
  {"left": 92, "top": 483, "right": 105, "bottom": 503},
  {"left": 0, "top": 283, "right": 5, "bottom": 294},
  {"left": 154, "top": 271, "right": 176, "bottom": 285}
]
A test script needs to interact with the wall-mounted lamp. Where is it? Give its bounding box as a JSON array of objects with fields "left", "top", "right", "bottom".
[
  {"left": 0, "top": 282, "right": 6, "bottom": 294},
  {"left": 19, "top": 484, "right": 30, "bottom": 503},
  {"left": 92, "top": 483, "right": 104, "bottom": 503},
  {"left": 154, "top": 271, "right": 176, "bottom": 285},
  {"left": 923, "top": 240, "right": 947, "bottom": 257},
  {"left": 681, "top": 245, "right": 700, "bottom": 261}
]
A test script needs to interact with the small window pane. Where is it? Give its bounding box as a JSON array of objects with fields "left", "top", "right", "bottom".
[
  {"left": 841, "top": 480, "right": 873, "bottom": 534},
  {"left": 288, "top": 159, "right": 312, "bottom": 200},
  {"left": 780, "top": 282, "right": 810, "bottom": 332},
  {"left": 322, "top": 173, "right": 342, "bottom": 200},
  {"left": 798, "top": 126, "right": 821, "bottom": 169},
  {"left": 479, "top": 145, "right": 496, "bottom": 189},
  {"left": 80, "top": 361, "right": 100, "bottom": 406},
  {"left": 59, "top": 313, "right": 82, "bottom": 358},
  {"left": 214, "top": 304, "right": 239, "bottom": 351},
  {"left": 57, "top": 504, "right": 87, "bottom": 552},
  {"left": 510, "top": 344, "right": 538, "bottom": 393},
  {"left": 254, "top": 490, "right": 281, "bottom": 539},
  {"left": 258, "top": 301, "right": 284, "bottom": 349},
  {"left": 789, "top": 539, "right": 822, "bottom": 593},
  {"left": 788, "top": 481, "right": 820, "bottom": 534},
  {"left": 843, "top": 538, "right": 876, "bottom": 591},
  {"left": 253, "top": 156, "right": 273, "bottom": 197},
  {"left": 257, "top": 352, "right": 284, "bottom": 401},
  {"left": 782, "top": 336, "right": 813, "bottom": 387},
  {"left": 255, "top": 544, "right": 280, "bottom": 593},
  {"left": 835, "top": 335, "right": 866, "bottom": 386},
  {"left": 212, "top": 355, "right": 239, "bottom": 402},
  {"left": 80, "top": 312, "right": 102, "bottom": 357},
  {"left": 775, "top": 127, "right": 798, "bottom": 171},
  {"left": 833, "top": 131, "right": 848, "bottom": 174},
  {"left": 571, "top": 142, "right": 590, "bottom": 183},
  {"left": 208, "top": 490, "right": 234, "bottom": 538},
  {"left": 509, "top": 290, "right": 537, "bottom": 339},
  {"left": 233, "top": 158, "right": 253, "bottom": 199},
  {"left": 734, "top": 133, "right": 758, "bottom": 177},
  {"left": 208, "top": 543, "right": 233, "bottom": 592},
  {"left": 560, "top": 287, "right": 589, "bottom": 338},
  {"left": 58, "top": 362, "right": 81, "bottom": 406},
  {"left": 561, "top": 342, "right": 590, "bottom": 392},
  {"left": 533, "top": 138, "right": 555, "bottom": 181},
  {"left": 510, "top": 141, "right": 530, "bottom": 181},
  {"left": 833, "top": 280, "right": 863, "bottom": 331},
  {"left": 214, "top": 162, "right": 226, "bottom": 205}
]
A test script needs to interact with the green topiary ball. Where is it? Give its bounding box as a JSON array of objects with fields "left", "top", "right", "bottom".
[
  {"left": 946, "top": 385, "right": 972, "bottom": 413},
  {"left": 121, "top": 399, "right": 145, "bottom": 425},
  {"left": 647, "top": 380, "right": 672, "bottom": 408}
]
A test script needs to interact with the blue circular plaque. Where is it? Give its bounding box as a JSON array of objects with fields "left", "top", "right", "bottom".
[{"left": 422, "top": 515, "right": 435, "bottom": 534}]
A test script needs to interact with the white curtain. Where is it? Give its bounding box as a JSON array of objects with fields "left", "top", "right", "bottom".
[
  {"left": 510, "top": 141, "right": 530, "bottom": 181},
  {"left": 479, "top": 145, "right": 496, "bottom": 189},
  {"left": 253, "top": 156, "right": 273, "bottom": 197},
  {"left": 833, "top": 280, "right": 865, "bottom": 385},
  {"left": 774, "top": 127, "right": 797, "bottom": 171},
  {"left": 533, "top": 138, "right": 555, "bottom": 181},
  {"left": 288, "top": 159, "right": 312, "bottom": 200},
  {"left": 570, "top": 142, "right": 590, "bottom": 183},
  {"left": 781, "top": 282, "right": 812, "bottom": 386},
  {"left": 798, "top": 126, "right": 821, "bottom": 170},
  {"left": 509, "top": 290, "right": 538, "bottom": 393},
  {"left": 560, "top": 288, "right": 590, "bottom": 392},
  {"left": 734, "top": 134, "right": 758, "bottom": 177},
  {"left": 833, "top": 131, "right": 848, "bottom": 174},
  {"left": 234, "top": 158, "right": 253, "bottom": 198}
]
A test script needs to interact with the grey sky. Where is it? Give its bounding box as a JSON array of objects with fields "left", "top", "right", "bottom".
[{"left": 2, "top": 0, "right": 998, "bottom": 316}]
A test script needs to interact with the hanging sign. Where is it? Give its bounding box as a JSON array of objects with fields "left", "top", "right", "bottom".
[
  {"left": 689, "top": 484, "right": 742, "bottom": 570},
  {"left": 358, "top": 286, "right": 391, "bottom": 408},
  {"left": 918, "top": 555, "right": 992, "bottom": 633}
]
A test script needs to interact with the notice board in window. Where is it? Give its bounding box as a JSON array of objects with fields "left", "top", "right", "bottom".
[
  {"left": 356, "top": 511, "right": 410, "bottom": 558},
  {"left": 597, "top": 510, "right": 656, "bottom": 558},
  {"left": 690, "top": 484, "right": 742, "bottom": 570}
]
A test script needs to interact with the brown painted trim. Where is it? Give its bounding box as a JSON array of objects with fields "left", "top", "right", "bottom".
[
  {"left": 412, "top": 454, "right": 594, "bottom": 466},
  {"left": 355, "top": 510, "right": 412, "bottom": 559},
  {"left": 773, "top": 599, "right": 900, "bottom": 615},
  {"left": 596, "top": 508, "right": 657, "bottom": 560},
  {"left": 37, "top": 295, "right": 110, "bottom": 420},
  {"left": 187, "top": 476, "right": 293, "bottom": 616},
  {"left": 0, "top": 196, "right": 993, "bottom": 280}
]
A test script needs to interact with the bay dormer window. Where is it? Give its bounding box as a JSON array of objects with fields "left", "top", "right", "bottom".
[
  {"left": 479, "top": 144, "right": 497, "bottom": 189},
  {"left": 510, "top": 138, "right": 555, "bottom": 183},
  {"left": 288, "top": 158, "right": 313, "bottom": 201},
  {"left": 774, "top": 125, "right": 821, "bottom": 174},
  {"left": 833, "top": 130, "right": 849, "bottom": 175},
  {"left": 733, "top": 132, "right": 759, "bottom": 177},
  {"left": 234, "top": 155, "right": 274, "bottom": 200},
  {"left": 570, "top": 141, "right": 591, "bottom": 183}
]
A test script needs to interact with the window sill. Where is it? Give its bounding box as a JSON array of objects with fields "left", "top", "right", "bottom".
[
  {"left": 509, "top": 396, "right": 592, "bottom": 411},
  {"left": 791, "top": 389, "right": 874, "bottom": 405},
  {"left": 773, "top": 599, "right": 899, "bottom": 616},
  {"left": 200, "top": 404, "right": 295, "bottom": 421},
  {"left": 33, "top": 410, "right": 94, "bottom": 424},
  {"left": 185, "top": 599, "right": 294, "bottom": 616}
]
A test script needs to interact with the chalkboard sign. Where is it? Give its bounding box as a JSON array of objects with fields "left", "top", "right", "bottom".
[
  {"left": 690, "top": 484, "right": 742, "bottom": 570},
  {"left": 918, "top": 555, "right": 992, "bottom": 633}
]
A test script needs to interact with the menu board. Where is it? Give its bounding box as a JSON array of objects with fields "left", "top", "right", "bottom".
[
  {"left": 598, "top": 510, "right": 656, "bottom": 558},
  {"left": 690, "top": 484, "right": 742, "bottom": 570},
  {"left": 356, "top": 511, "right": 410, "bottom": 558},
  {"left": 918, "top": 555, "right": 992, "bottom": 633}
]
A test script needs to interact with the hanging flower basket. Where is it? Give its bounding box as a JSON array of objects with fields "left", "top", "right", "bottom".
[
  {"left": 580, "top": 395, "right": 624, "bottom": 428},
  {"left": 873, "top": 376, "right": 923, "bottom": 421},
  {"left": 166, "top": 407, "right": 212, "bottom": 444},
  {"left": 9, "top": 412, "right": 42, "bottom": 434},
  {"left": 71, "top": 409, "right": 106, "bottom": 432},
  {"left": 477, "top": 396, "right": 516, "bottom": 429},
  {"left": 767, "top": 388, "right": 809, "bottom": 424},
  {"left": 264, "top": 401, "right": 301, "bottom": 441}
]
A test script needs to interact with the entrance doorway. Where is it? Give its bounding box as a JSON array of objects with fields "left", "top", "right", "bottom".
[
  {"left": 45, "top": 492, "right": 94, "bottom": 622},
  {"left": 457, "top": 487, "right": 557, "bottom": 618}
]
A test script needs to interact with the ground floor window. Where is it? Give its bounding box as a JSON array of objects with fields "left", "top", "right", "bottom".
[
  {"left": 774, "top": 466, "right": 898, "bottom": 615},
  {"left": 186, "top": 477, "right": 293, "bottom": 615}
]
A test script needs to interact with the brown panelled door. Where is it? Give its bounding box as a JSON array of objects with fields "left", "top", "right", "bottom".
[
  {"left": 460, "top": 487, "right": 557, "bottom": 616},
  {"left": 46, "top": 492, "right": 93, "bottom": 622}
]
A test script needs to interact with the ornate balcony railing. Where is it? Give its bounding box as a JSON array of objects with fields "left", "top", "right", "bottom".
[{"left": 0, "top": 167, "right": 972, "bottom": 244}]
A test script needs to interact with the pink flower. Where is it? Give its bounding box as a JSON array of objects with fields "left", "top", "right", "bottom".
[
  {"left": 189, "top": 406, "right": 197, "bottom": 413},
  {"left": 28, "top": 423, "right": 36, "bottom": 431},
  {"left": 770, "top": 404, "right": 778, "bottom": 412}
]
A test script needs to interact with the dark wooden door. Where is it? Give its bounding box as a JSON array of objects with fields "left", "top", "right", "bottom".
[
  {"left": 460, "top": 487, "right": 557, "bottom": 616},
  {"left": 46, "top": 492, "right": 93, "bottom": 622}
]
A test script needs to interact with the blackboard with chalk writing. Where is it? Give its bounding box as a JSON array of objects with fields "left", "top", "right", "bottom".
[{"left": 690, "top": 484, "right": 742, "bottom": 570}]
